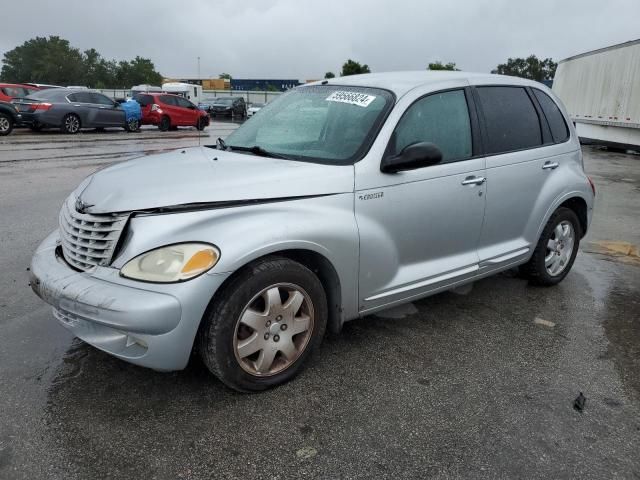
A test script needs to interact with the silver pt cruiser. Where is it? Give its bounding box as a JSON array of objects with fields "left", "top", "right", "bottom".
[{"left": 30, "top": 72, "right": 595, "bottom": 392}]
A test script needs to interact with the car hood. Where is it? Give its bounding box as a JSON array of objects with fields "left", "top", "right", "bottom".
[{"left": 76, "top": 147, "right": 355, "bottom": 214}]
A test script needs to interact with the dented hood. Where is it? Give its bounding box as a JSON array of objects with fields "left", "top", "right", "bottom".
[{"left": 77, "top": 147, "right": 355, "bottom": 213}]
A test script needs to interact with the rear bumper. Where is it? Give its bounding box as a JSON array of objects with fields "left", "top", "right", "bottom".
[{"left": 30, "top": 231, "right": 230, "bottom": 371}]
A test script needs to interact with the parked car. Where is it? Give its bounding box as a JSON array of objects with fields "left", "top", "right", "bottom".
[
  {"left": 13, "top": 88, "right": 129, "bottom": 133},
  {"left": 30, "top": 72, "right": 595, "bottom": 392},
  {"left": 0, "top": 100, "right": 21, "bottom": 135},
  {"left": 0, "top": 83, "right": 40, "bottom": 103},
  {"left": 209, "top": 96, "right": 247, "bottom": 118},
  {"left": 134, "top": 93, "right": 209, "bottom": 131},
  {"left": 247, "top": 102, "right": 265, "bottom": 117}
]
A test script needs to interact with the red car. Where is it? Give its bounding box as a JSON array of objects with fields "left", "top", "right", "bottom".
[
  {"left": 134, "top": 93, "right": 209, "bottom": 131},
  {"left": 0, "top": 83, "right": 40, "bottom": 102}
]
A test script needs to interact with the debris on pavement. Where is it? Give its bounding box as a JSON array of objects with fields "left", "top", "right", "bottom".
[{"left": 574, "top": 392, "right": 586, "bottom": 411}]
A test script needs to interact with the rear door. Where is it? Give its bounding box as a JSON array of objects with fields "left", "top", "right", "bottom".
[
  {"left": 471, "top": 84, "right": 566, "bottom": 269},
  {"left": 159, "top": 95, "right": 181, "bottom": 124}
]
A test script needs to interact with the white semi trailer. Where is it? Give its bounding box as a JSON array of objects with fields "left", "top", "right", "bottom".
[{"left": 552, "top": 39, "right": 640, "bottom": 149}]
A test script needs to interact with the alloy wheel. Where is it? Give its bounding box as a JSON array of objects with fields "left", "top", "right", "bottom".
[
  {"left": 233, "top": 283, "right": 314, "bottom": 376},
  {"left": 545, "top": 220, "right": 575, "bottom": 276},
  {"left": 0, "top": 116, "right": 10, "bottom": 133},
  {"left": 65, "top": 115, "right": 80, "bottom": 133}
]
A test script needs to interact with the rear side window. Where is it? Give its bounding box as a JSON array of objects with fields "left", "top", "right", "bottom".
[
  {"left": 390, "top": 89, "right": 472, "bottom": 163},
  {"left": 90, "top": 93, "right": 115, "bottom": 105},
  {"left": 532, "top": 89, "right": 569, "bottom": 143},
  {"left": 476, "top": 86, "right": 542, "bottom": 155},
  {"left": 160, "top": 95, "right": 178, "bottom": 106},
  {"left": 133, "top": 94, "right": 153, "bottom": 106},
  {"left": 70, "top": 92, "right": 93, "bottom": 103}
]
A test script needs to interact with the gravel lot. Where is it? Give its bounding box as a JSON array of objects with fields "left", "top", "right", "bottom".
[{"left": 0, "top": 124, "right": 638, "bottom": 479}]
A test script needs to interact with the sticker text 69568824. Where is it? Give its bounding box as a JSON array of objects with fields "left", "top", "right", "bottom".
[{"left": 326, "top": 91, "right": 376, "bottom": 108}]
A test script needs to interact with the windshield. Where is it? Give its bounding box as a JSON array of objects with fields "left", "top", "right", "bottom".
[
  {"left": 214, "top": 98, "right": 234, "bottom": 105},
  {"left": 223, "top": 85, "right": 394, "bottom": 165}
]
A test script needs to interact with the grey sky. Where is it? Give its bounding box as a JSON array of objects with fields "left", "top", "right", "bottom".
[{"left": 1, "top": 0, "right": 638, "bottom": 80}]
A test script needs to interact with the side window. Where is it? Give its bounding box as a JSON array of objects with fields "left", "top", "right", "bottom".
[
  {"left": 176, "top": 97, "right": 193, "bottom": 108},
  {"left": 90, "top": 93, "right": 115, "bottom": 105},
  {"left": 532, "top": 89, "right": 569, "bottom": 143},
  {"left": 67, "top": 93, "right": 78, "bottom": 102},
  {"left": 73, "top": 92, "right": 93, "bottom": 103},
  {"left": 476, "top": 86, "right": 542, "bottom": 154},
  {"left": 133, "top": 94, "right": 153, "bottom": 106},
  {"left": 160, "top": 95, "right": 177, "bottom": 106},
  {"left": 391, "top": 90, "right": 472, "bottom": 163}
]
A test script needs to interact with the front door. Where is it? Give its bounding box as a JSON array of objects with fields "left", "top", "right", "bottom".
[
  {"left": 91, "top": 93, "right": 125, "bottom": 127},
  {"left": 356, "top": 88, "right": 486, "bottom": 313}
]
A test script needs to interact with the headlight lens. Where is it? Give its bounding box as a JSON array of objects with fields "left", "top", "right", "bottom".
[{"left": 120, "top": 243, "right": 220, "bottom": 283}]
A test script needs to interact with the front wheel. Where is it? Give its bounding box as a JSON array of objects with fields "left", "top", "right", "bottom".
[
  {"left": 520, "top": 207, "right": 581, "bottom": 286},
  {"left": 196, "top": 117, "right": 207, "bottom": 131},
  {"left": 125, "top": 118, "right": 140, "bottom": 132},
  {"left": 198, "top": 257, "right": 327, "bottom": 392},
  {"left": 0, "top": 113, "right": 13, "bottom": 136}
]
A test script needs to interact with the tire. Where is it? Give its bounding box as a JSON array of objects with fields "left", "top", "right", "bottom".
[
  {"left": 158, "top": 116, "right": 171, "bottom": 132},
  {"left": 196, "top": 117, "right": 206, "bottom": 131},
  {"left": 0, "top": 113, "right": 13, "bottom": 136},
  {"left": 520, "top": 207, "right": 581, "bottom": 286},
  {"left": 198, "top": 257, "right": 328, "bottom": 392},
  {"left": 125, "top": 118, "right": 140, "bottom": 132},
  {"left": 61, "top": 114, "right": 81, "bottom": 134}
]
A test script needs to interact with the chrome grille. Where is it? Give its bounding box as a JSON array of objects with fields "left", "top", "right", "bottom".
[{"left": 58, "top": 196, "right": 128, "bottom": 271}]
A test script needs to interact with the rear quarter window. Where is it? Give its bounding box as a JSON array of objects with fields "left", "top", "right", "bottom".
[
  {"left": 476, "top": 86, "right": 542, "bottom": 155},
  {"left": 133, "top": 94, "right": 153, "bottom": 106},
  {"left": 532, "top": 89, "right": 569, "bottom": 143}
]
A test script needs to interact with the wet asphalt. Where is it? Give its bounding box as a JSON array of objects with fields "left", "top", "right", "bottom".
[{"left": 0, "top": 125, "right": 638, "bottom": 479}]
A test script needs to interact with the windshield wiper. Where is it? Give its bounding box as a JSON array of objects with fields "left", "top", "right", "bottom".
[
  {"left": 226, "top": 144, "right": 292, "bottom": 160},
  {"left": 216, "top": 137, "right": 227, "bottom": 150}
]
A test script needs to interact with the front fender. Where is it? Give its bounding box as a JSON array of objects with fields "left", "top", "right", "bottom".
[{"left": 112, "top": 193, "right": 360, "bottom": 321}]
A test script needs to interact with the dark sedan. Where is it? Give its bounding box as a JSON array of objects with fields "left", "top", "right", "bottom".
[
  {"left": 13, "top": 89, "right": 127, "bottom": 134},
  {"left": 208, "top": 97, "right": 247, "bottom": 118}
]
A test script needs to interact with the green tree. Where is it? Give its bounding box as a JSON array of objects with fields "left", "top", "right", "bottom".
[
  {"left": 219, "top": 73, "right": 232, "bottom": 80},
  {"left": 324, "top": 71, "right": 335, "bottom": 79},
  {"left": 340, "top": 59, "right": 370, "bottom": 76},
  {"left": 492, "top": 55, "right": 557, "bottom": 81},
  {"left": 0, "top": 36, "right": 163, "bottom": 88},
  {"left": 0, "top": 36, "right": 84, "bottom": 85},
  {"left": 427, "top": 61, "right": 459, "bottom": 71}
]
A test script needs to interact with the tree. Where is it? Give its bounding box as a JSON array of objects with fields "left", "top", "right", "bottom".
[
  {"left": 219, "top": 73, "right": 232, "bottom": 80},
  {"left": 324, "top": 71, "right": 335, "bottom": 79},
  {"left": 0, "top": 36, "right": 84, "bottom": 85},
  {"left": 492, "top": 55, "right": 557, "bottom": 81},
  {"left": 427, "top": 61, "right": 459, "bottom": 71},
  {"left": 0, "top": 36, "right": 163, "bottom": 88},
  {"left": 340, "top": 59, "right": 370, "bottom": 76}
]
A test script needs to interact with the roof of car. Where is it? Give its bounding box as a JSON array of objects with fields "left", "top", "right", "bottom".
[
  {"left": 0, "top": 83, "right": 40, "bottom": 88},
  {"left": 311, "top": 71, "right": 537, "bottom": 98}
]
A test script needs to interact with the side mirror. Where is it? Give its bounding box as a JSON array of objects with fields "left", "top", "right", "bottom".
[{"left": 380, "top": 142, "right": 443, "bottom": 173}]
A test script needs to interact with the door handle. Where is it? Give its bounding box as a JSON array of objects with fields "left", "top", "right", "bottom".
[
  {"left": 542, "top": 161, "right": 559, "bottom": 170},
  {"left": 461, "top": 176, "right": 486, "bottom": 186}
]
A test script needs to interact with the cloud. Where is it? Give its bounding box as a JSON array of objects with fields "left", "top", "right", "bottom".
[{"left": 1, "top": 0, "right": 638, "bottom": 80}]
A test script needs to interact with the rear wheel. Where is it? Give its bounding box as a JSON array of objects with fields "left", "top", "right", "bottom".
[
  {"left": 61, "top": 114, "right": 81, "bottom": 134},
  {"left": 158, "top": 116, "right": 171, "bottom": 131},
  {"left": 0, "top": 113, "right": 13, "bottom": 136},
  {"left": 198, "top": 257, "right": 327, "bottom": 392},
  {"left": 520, "top": 207, "right": 581, "bottom": 286}
]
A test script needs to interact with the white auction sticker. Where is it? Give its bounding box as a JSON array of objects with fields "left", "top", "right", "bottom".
[{"left": 326, "top": 91, "right": 376, "bottom": 108}]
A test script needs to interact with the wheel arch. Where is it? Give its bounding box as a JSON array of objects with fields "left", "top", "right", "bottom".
[
  {"left": 208, "top": 248, "right": 344, "bottom": 335},
  {"left": 559, "top": 196, "right": 588, "bottom": 238}
]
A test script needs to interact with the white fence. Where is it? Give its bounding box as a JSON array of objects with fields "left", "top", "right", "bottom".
[{"left": 96, "top": 88, "right": 282, "bottom": 104}]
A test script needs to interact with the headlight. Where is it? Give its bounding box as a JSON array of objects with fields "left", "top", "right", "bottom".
[{"left": 120, "top": 243, "right": 220, "bottom": 283}]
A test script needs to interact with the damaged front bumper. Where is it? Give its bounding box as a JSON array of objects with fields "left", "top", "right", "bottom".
[{"left": 30, "top": 230, "right": 230, "bottom": 371}]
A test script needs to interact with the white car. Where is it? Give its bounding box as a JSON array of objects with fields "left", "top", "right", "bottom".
[{"left": 247, "top": 102, "right": 265, "bottom": 117}]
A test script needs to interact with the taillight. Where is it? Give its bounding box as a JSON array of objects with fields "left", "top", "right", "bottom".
[
  {"left": 587, "top": 176, "right": 596, "bottom": 196},
  {"left": 32, "top": 103, "right": 52, "bottom": 111}
]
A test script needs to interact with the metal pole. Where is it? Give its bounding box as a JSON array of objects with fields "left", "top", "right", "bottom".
[{"left": 197, "top": 56, "right": 201, "bottom": 80}]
